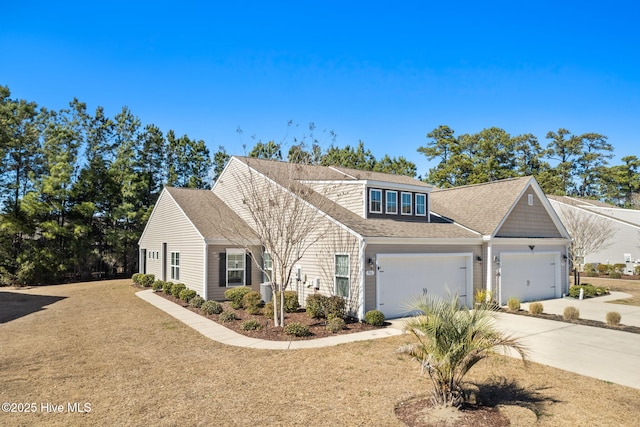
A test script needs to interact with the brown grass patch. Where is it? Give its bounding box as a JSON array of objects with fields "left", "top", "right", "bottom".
[
  {"left": 2, "top": 280, "right": 640, "bottom": 426},
  {"left": 576, "top": 276, "right": 640, "bottom": 306}
]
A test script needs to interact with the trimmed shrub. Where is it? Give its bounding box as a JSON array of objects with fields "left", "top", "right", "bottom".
[
  {"left": 179, "top": 288, "right": 197, "bottom": 303},
  {"left": 140, "top": 274, "right": 155, "bottom": 287},
  {"left": 326, "top": 317, "right": 346, "bottom": 333},
  {"left": 636, "top": 265, "right": 640, "bottom": 276},
  {"left": 132, "top": 273, "right": 141, "bottom": 284},
  {"left": 569, "top": 284, "right": 597, "bottom": 298},
  {"left": 171, "top": 283, "right": 186, "bottom": 298},
  {"left": 563, "top": 306, "right": 580, "bottom": 321},
  {"left": 240, "top": 319, "right": 263, "bottom": 331},
  {"left": 224, "top": 286, "right": 252, "bottom": 309},
  {"left": 364, "top": 309, "right": 385, "bottom": 326},
  {"left": 284, "top": 322, "right": 311, "bottom": 337},
  {"left": 162, "top": 281, "right": 174, "bottom": 295},
  {"left": 596, "top": 264, "right": 610, "bottom": 275},
  {"left": 152, "top": 280, "right": 165, "bottom": 291},
  {"left": 529, "top": 302, "right": 544, "bottom": 315},
  {"left": 583, "top": 263, "right": 595, "bottom": 273},
  {"left": 326, "top": 296, "right": 346, "bottom": 319},
  {"left": 606, "top": 311, "right": 621, "bottom": 326},
  {"left": 190, "top": 295, "right": 205, "bottom": 308},
  {"left": 219, "top": 310, "right": 238, "bottom": 323},
  {"left": 282, "top": 291, "right": 300, "bottom": 313},
  {"left": 201, "top": 300, "right": 223, "bottom": 315},
  {"left": 262, "top": 301, "right": 274, "bottom": 318},
  {"left": 306, "top": 293, "right": 327, "bottom": 318},
  {"left": 610, "top": 271, "right": 622, "bottom": 279},
  {"left": 613, "top": 263, "right": 626, "bottom": 274},
  {"left": 243, "top": 291, "right": 262, "bottom": 315},
  {"left": 507, "top": 298, "right": 521, "bottom": 311}
]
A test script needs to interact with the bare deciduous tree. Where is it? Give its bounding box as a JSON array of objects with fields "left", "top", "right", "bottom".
[
  {"left": 212, "top": 157, "right": 334, "bottom": 327},
  {"left": 555, "top": 205, "right": 614, "bottom": 284}
]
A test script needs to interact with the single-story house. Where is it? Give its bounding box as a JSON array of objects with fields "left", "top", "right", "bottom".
[
  {"left": 139, "top": 156, "right": 571, "bottom": 319},
  {"left": 548, "top": 195, "right": 640, "bottom": 273}
]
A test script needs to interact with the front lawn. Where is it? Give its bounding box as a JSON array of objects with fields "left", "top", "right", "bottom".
[{"left": 2, "top": 280, "right": 640, "bottom": 426}]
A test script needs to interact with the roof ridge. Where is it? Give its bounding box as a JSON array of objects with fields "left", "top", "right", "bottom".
[{"left": 432, "top": 176, "right": 531, "bottom": 192}]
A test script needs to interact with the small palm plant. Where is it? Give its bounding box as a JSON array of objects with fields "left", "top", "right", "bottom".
[{"left": 399, "top": 294, "right": 527, "bottom": 408}]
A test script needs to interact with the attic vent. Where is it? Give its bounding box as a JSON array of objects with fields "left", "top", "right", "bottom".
[{"left": 528, "top": 194, "right": 533, "bottom": 206}]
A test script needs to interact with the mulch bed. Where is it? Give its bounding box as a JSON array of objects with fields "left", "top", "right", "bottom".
[
  {"left": 150, "top": 289, "right": 382, "bottom": 341},
  {"left": 501, "top": 307, "right": 640, "bottom": 334},
  {"left": 395, "top": 396, "right": 510, "bottom": 427}
]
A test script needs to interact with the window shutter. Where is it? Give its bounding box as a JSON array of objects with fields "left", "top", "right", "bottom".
[
  {"left": 219, "top": 253, "right": 226, "bottom": 287},
  {"left": 245, "top": 253, "right": 252, "bottom": 286}
]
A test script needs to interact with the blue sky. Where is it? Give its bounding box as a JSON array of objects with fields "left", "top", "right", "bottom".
[{"left": 2, "top": 1, "right": 639, "bottom": 176}]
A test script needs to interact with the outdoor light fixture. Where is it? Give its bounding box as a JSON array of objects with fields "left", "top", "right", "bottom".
[
  {"left": 529, "top": 245, "right": 535, "bottom": 251},
  {"left": 476, "top": 256, "right": 482, "bottom": 262}
]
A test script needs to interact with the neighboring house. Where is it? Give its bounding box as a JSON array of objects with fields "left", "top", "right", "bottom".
[
  {"left": 139, "top": 156, "right": 571, "bottom": 319},
  {"left": 548, "top": 195, "right": 640, "bottom": 273}
]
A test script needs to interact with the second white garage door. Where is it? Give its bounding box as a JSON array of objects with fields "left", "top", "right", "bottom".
[
  {"left": 376, "top": 253, "right": 473, "bottom": 319},
  {"left": 499, "top": 252, "right": 560, "bottom": 305}
]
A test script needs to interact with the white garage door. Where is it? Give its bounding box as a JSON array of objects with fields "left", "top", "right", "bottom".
[
  {"left": 499, "top": 252, "right": 560, "bottom": 305},
  {"left": 376, "top": 253, "right": 473, "bottom": 319}
]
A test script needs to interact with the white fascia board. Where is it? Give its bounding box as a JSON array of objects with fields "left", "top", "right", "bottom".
[
  {"left": 364, "top": 237, "right": 482, "bottom": 245},
  {"left": 210, "top": 155, "right": 239, "bottom": 192}
]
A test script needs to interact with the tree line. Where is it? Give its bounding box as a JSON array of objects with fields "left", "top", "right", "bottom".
[
  {"left": 418, "top": 125, "right": 640, "bottom": 207},
  {"left": 0, "top": 86, "right": 212, "bottom": 285},
  {"left": 2, "top": 84, "right": 638, "bottom": 285}
]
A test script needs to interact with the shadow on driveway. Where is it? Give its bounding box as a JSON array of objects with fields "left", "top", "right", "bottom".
[{"left": 0, "top": 291, "right": 67, "bottom": 323}]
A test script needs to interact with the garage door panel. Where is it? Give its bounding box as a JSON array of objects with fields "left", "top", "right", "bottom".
[
  {"left": 500, "top": 253, "right": 558, "bottom": 305},
  {"left": 377, "top": 254, "right": 472, "bottom": 319}
]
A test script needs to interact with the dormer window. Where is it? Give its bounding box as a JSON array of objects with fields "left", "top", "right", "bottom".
[
  {"left": 416, "top": 194, "right": 426, "bottom": 216},
  {"left": 369, "top": 189, "right": 382, "bottom": 213},
  {"left": 401, "top": 192, "right": 412, "bottom": 215},
  {"left": 386, "top": 191, "right": 398, "bottom": 214}
]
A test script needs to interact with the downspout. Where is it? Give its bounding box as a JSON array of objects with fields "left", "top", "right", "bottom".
[
  {"left": 359, "top": 237, "right": 367, "bottom": 321},
  {"left": 202, "top": 241, "right": 209, "bottom": 300},
  {"left": 484, "top": 236, "right": 493, "bottom": 298}
]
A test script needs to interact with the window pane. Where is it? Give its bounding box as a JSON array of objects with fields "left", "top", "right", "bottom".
[
  {"left": 402, "top": 193, "right": 412, "bottom": 214},
  {"left": 416, "top": 194, "right": 426, "bottom": 215},
  {"left": 228, "top": 270, "right": 243, "bottom": 285},
  {"left": 335, "top": 255, "right": 349, "bottom": 276},
  {"left": 227, "top": 253, "right": 244, "bottom": 269},
  {"left": 386, "top": 192, "right": 397, "bottom": 213},
  {"left": 336, "top": 277, "right": 349, "bottom": 297},
  {"left": 370, "top": 189, "right": 382, "bottom": 212}
]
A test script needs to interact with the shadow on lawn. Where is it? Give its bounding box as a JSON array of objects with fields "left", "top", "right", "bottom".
[
  {"left": 471, "top": 376, "right": 561, "bottom": 417},
  {"left": 0, "top": 291, "right": 67, "bottom": 323}
]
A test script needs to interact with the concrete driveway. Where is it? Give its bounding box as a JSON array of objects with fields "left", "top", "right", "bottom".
[{"left": 493, "top": 292, "right": 640, "bottom": 390}]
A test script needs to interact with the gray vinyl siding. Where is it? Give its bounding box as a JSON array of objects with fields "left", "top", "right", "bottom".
[
  {"left": 363, "top": 243, "right": 483, "bottom": 313},
  {"left": 139, "top": 190, "right": 205, "bottom": 296},
  {"left": 584, "top": 207, "right": 640, "bottom": 226},
  {"left": 496, "top": 190, "right": 562, "bottom": 238},
  {"left": 206, "top": 245, "right": 263, "bottom": 300}
]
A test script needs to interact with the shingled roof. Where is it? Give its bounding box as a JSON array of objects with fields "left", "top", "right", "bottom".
[
  {"left": 165, "top": 186, "right": 255, "bottom": 239},
  {"left": 430, "top": 177, "right": 534, "bottom": 235},
  {"left": 231, "top": 156, "right": 478, "bottom": 239}
]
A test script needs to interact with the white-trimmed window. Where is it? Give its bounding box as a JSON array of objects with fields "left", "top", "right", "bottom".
[
  {"left": 226, "top": 249, "right": 246, "bottom": 286},
  {"left": 263, "top": 252, "right": 273, "bottom": 282},
  {"left": 386, "top": 190, "right": 398, "bottom": 214},
  {"left": 415, "top": 193, "right": 426, "bottom": 216},
  {"left": 170, "top": 252, "right": 180, "bottom": 280},
  {"left": 401, "top": 192, "right": 412, "bottom": 215},
  {"left": 335, "top": 254, "right": 350, "bottom": 298},
  {"left": 369, "top": 188, "right": 382, "bottom": 213}
]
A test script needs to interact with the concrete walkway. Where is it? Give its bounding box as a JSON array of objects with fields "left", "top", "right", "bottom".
[
  {"left": 136, "top": 289, "right": 403, "bottom": 349},
  {"left": 137, "top": 290, "right": 640, "bottom": 390}
]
